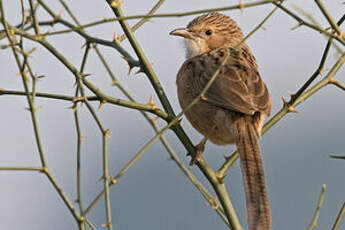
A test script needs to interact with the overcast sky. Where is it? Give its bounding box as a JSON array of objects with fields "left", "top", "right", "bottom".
[{"left": 1, "top": 1, "right": 345, "bottom": 230}]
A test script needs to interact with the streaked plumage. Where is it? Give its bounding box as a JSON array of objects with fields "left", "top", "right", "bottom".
[{"left": 171, "top": 12, "right": 272, "bottom": 230}]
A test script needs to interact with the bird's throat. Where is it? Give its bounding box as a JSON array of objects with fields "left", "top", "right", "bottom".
[{"left": 184, "top": 38, "right": 205, "bottom": 59}]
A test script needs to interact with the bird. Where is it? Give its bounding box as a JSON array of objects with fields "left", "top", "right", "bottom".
[{"left": 170, "top": 12, "right": 272, "bottom": 230}]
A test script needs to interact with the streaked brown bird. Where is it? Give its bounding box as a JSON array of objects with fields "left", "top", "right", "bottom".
[{"left": 170, "top": 13, "right": 272, "bottom": 230}]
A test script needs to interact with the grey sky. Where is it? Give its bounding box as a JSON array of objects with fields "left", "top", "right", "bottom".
[{"left": 0, "top": 1, "right": 344, "bottom": 230}]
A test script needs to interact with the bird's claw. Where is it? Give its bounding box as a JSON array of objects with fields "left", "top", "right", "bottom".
[{"left": 187, "top": 138, "right": 207, "bottom": 166}]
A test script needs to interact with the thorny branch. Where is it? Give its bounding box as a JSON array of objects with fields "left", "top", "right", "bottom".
[{"left": 0, "top": 0, "right": 344, "bottom": 230}]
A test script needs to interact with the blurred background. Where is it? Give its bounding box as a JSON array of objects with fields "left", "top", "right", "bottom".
[{"left": 0, "top": 0, "right": 344, "bottom": 229}]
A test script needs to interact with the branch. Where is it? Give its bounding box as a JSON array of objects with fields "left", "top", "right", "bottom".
[
  {"left": 330, "top": 155, "right": 345, "bottom": 160},
  {"left": 272, "top": 1, "right": 345, "bottom": 46},
  {"left": 0, "top": 166, "right": 42, "bottom": 171},
  {"left": 314, "top": 0, "right": 344, "bottom": 39},
  {"left": 33, "top": 0, "right": 272, "bottom": 35},
  {"left": 218, "top": 11, "right": 345, "bottom": 175},
  {"left": 332, "top": 203, "right": 345, "bottom": 230},
  {"left": 36, "top": 0, "right": 140, "bottom": 67},
  {"left": 329, "top": 79, "right": 345, "bottom": 92},
  {"left": 0, "top": 88, "right": 166, "bottom": 118},
  {"left": 307, "top": 184, "right": 326, "bottom": 230}
]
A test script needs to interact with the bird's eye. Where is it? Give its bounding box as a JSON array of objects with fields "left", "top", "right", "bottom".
[{"left": 205, "top": 29, "right": 213, "bottom": 36}]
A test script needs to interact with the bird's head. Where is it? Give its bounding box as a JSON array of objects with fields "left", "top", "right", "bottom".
[{"left": 170, "top": 12, "right": 244, "bottom": 59}]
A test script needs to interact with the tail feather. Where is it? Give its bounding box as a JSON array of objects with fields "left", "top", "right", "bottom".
[{"left": 232, "top": 116, "right": 271, "bottom": 230}]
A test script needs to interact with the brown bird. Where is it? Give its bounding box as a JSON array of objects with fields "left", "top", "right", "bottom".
[{"left": 170, "top": 13, "right": 272, "bottom": 230}]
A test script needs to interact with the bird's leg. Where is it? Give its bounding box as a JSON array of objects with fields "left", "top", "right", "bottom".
[{"left": 188, "top": 137, "right": 208, "bottom": 166}]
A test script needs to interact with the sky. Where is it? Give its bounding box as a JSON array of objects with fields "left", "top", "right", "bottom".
[{"left": 0, "top": 0, "right": 345, "bottom": 230}]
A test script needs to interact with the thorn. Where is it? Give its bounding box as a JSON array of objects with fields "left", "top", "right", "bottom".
[
  {"left": 49, "top": 22, "right": 56, "bottom": 29},
  {"left": 291, "top": 21, "right": 302, "bottom": 30},
  {"left": 113, "top": 32, "right": 120, "bottom": 44},
  {"left": 208, "top": 196, "right": 219, "bottom": 210},
  {"left": 81, "top": 73, "right": 91, "bottom": 77},
  {"left": 98, "top": 101, "right": 105, "bottom": 110},
  {"left": 58, "top": 10, "right": 63, "bottom": 19},
  {"left": 110, "top": 0, "right": 124, "bottom": 7},
  {"left": 25, "top": 106, "right": 41, "bottom": 112},
  {"left": 261, "top": 26, "right": 267, "bottom": 31},
  {"left": 239, "top": 0, "right": 244, "bottom": 13},
  {"left": 111, "top": 80, "right": 119, "bottom": 86},
  {"left": 212, "top": 204, "right": 219, "bottom": 210},
  {"left": 110, "top": 177, "right": 117, "bottom": 185},
  {"left": 324, "top": 26, "right": 331, "bottom": 32},
  {"left": 149, "top": 94, "right": 154, "bottom": 105},
  {"left": 127, "top": 65, "right": 135, "bottom": 75},
  {"left": 26, "top": 47, "right": 37, "bottom": 56},
  {"left": 79, "top": 134, "right": 85, "bottom": 141},
  {"left": 151, "top": 116, "right": 159, "bottom": 124},
  {"left": 281, "top": 96, "right": 287, "bottom": 104},
  {"left": 287, "top": 91, "right": 294, "bottom": 98},
  {"left": 105, "top": 129, "right": 111, "bottom": 139},
  {"left": 134, "top": 67, "right": 144, "bottom": 75},
  {"left": 288, "top": 105, "right": 298, "bottom": 113},
  {"left": 201, "top": 95, "right": 207, "bottom": 101},
  {"left": 148, "top": 95, "right": 160, "bottom": 111},
  {"left": 81, "top": 42, "right": 88, "bottom": 49},
  {"left": 319, "top": 67, "right": 328, "bottom": 75},
  {"left": 136, "top": 62, "right": 152, "bottom": 75},
  {"left": 101, "top": 222, "right": 112, "bottom": 228},
  {"left": 68, "top": 104, "right": 76, "bottom": 111},
  {"left": 337, "top": 31, "right": 343, "bottom": 40},
  {"left": 122, "top": 56, "right": 135, "bottom": 74},
  {"left": 16, "top": 69, "right": 29, "bottom": 76},
  {"left": 48, "top": 18, "right": 56, "bottom": 25}
]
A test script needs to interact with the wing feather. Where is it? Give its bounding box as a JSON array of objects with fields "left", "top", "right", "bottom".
[{"left": 178, "top": 47, "right": 271, "bottom": 116}]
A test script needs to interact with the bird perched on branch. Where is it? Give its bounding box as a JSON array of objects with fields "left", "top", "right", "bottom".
[{"left": 170, "top": 12, "right": 272, "bottom": 230}]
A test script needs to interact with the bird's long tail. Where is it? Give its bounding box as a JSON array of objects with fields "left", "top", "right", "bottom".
[{"left": 232, "top": 116, "right": 271, "bottom": 230}]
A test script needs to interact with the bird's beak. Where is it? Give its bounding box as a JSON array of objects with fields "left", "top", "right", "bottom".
[{"left": 169, "top": 28, "right": 193, "bottom": 39}]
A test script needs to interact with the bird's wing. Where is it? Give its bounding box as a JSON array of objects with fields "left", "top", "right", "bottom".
[{"left": 180, "top": 47, "right": 271, "bottom": 116}]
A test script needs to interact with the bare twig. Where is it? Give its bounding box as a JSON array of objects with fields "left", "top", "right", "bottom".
[
  {"left": 314, "top": 0, "right": 344, "bottom": 40},
  {"left": 332, "top": 203, "right": 345, "bottom": 230},
  {"left": 307, "top": 184, "right": 327, "bottom": 230}
]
